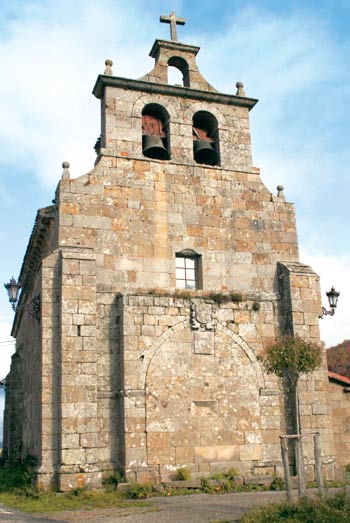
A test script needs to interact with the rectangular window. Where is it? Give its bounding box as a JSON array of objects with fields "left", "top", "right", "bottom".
[{"left": 176, "top": 255, "right": 199, "bottom": 289}]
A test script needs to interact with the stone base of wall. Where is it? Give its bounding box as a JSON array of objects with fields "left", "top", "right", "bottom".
[
  {"left": 58, "top": 471, "right": 103, "bottom": 491},
  {"left": 125, "top": 460, "right": 284, "bottom": 484}
]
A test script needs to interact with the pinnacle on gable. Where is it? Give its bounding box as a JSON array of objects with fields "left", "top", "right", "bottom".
[
  {"left": 104, "top": 59, "right": 113, "bottom": 76},
  {"left": 277, "top": 185, "right": 285, "bottom": 200},
  {"left": 61, "top": 161, "right": 70, "bottom": 180},
  {"left": 236, "top": 81, "right": 246, "bottom": 97}
]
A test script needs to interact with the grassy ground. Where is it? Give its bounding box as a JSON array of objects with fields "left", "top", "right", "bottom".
[
  {"left": 0, "top": 460, "right": 150, "bottom": 513},
  {"left": 1, "top": 459, "right": 349, "bottom": 519},
  {"left": 240, "top": 491, "right": 350, "bottom": 523},
  {"left": 0, "top": 489, "right": 153, "bottom": 513}
]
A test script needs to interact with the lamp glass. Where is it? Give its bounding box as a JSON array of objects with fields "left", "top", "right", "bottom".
[
  {"left": 327, "top": 286, "right": 340, "bottom": 309},
  {"left": 4, "top": 278, "right": 20, "bottom": 304}
]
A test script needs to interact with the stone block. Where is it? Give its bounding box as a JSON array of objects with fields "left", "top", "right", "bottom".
[
  {"left": 175, "top": 447, "right": 195, "bottom": 464},
  {"left": 216, "top": 445, "right": 239, "bottom": 461},
  {"left": 239, "top": 444, "right": 262, "bottom": 461},
  {"left": 61, "top": 448, "right": 85, "bottom": 465},
  {"left": 147, "top": 432, "right": 168, "bottom": 449},
  {"left": 80, "top": 433, "right": 99, "bottom": 448},
  {"left": 147, "top": 447, "right": 175, "bottom": 465},
  {"left": 194, "top": 446, "right": 217, "bottom": 462}
]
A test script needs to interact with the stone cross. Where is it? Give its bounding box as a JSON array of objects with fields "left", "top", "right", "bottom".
[{"left": 160, "top": 11, "right": 186, "bottom": 41}]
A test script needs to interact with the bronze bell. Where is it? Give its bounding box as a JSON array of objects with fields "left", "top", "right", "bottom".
[
  {"left": 193, "top": 139, "right": 218, "bottom": 166},
  {"left": 143, "top": 135, "right": 169, "bottom": 160}
]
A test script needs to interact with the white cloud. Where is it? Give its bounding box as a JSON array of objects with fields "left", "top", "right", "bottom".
[
  {"left": 1, "top": 2, "right": 348, "bottom": 200},
  {"left": 196, "top": 6, "right": 349, "bottom": 203},
  {"left": 0, "top": 0, "right": 156, "bottom": 186}
]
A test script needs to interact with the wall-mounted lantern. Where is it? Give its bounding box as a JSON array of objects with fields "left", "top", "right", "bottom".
[
  {"left": 319, "top": 286, "right": 340, "bottom": 318},
  {"left": 4, "top": 277, "right": 41, "bottom": 323}
]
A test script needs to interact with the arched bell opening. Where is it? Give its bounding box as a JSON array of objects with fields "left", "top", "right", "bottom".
[
  {"left": 192, "top": 111, "right": 220, "bottom": 166},
  {"left": 167, "top": 56, "right": 190, "bottom": 87},
  {"left": 142, "top": 104, "right": 170, "bottom": 161}
]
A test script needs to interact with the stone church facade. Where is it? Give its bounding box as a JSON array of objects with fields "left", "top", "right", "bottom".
[{"left": 3, "top": 20, "right": 337, "bottom": 490}]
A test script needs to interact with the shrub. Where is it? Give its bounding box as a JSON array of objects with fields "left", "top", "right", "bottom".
[
  {"left": 102, "top": 474, "right": 119, "bottom": 492},
  {"left": 210, "top": 471, "right": 226, "bottom": 481},
  {"left": 225, "top": 467, "right": 240, "bottom": 480},
  {"left": 174, "top": 467, "right": 192, "bottom": 481},
  {"left": 200, "top": 477, "right": 215, "bottom": 493},
  {"left": 0, "top": 456, "right": 37, "bottom": 493},
  {"left": 269, "top": 474, "right": 285, "bottom": 491},
  {"left": 102, "top": 472, "right": 125, "bottom": 492},
  {"left": 125, "top": 481, "right": 155, "bottom": 499}
]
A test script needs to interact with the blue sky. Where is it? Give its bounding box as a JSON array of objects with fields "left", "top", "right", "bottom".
[{"left": 0, "top": 0, "right": 349, "bottom": 409}]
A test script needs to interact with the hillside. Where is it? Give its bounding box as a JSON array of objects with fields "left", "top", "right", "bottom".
[{"left": 327, "top": 339, "right": 350, "bottom": 379}]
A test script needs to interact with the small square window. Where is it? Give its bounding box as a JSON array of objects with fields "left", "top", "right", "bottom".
[{"left": 175, "top": 253, "right": 200, "bottom": 290}]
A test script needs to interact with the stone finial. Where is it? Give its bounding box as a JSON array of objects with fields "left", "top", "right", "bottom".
[
  {"left": 235, "top": 81, "right": 246, "bottom": 97},
  {"left": 277, "top": 184, "right": 285, "bottom": 200},
  {"left": 104, "top": 59, "right": 113, "bottom": 76},
  {"left": 62, "top": 161, "right": 70, "bottom": 180}
]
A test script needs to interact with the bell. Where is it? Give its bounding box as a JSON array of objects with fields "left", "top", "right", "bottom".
[
  {"left": 193, "top": 139, "right": 218, "bottom": 166},
  {"left": 143, "top": 135, "right": 169, "bottom": 160}
]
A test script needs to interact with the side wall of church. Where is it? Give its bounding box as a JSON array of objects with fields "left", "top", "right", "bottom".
[
  {"left": 328, "top": 379, "right": 350, "bottom": 476},
  {"left": 4, "top": 273, "right": 42, "bottom": 465}
]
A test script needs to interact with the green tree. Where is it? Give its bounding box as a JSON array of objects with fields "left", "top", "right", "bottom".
[{"left": 260, "top": 335, "right": 323, "bottom": 433}]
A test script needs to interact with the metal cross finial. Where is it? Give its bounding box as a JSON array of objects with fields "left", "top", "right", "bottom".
[{"left": 160, "top": 11, "right": 186, "bottom": 41}]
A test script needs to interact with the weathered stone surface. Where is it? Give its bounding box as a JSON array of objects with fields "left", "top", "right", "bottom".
[{"left": 2, "top": 25, "right": 338, "bottom": 492}]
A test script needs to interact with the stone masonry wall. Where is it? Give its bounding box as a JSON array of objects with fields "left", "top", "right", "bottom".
[
  {"left": 36, "top": 250, "right": 61, "bottom": 489},
  {"left": 121, "top": 292, "right": 283, "bottom": 482},
  {"left": 57, "top": 155, "right": 298, "bottom": 297},
  {"left": 278, "top": 262, "right": 335, "bottom": 480},
  {"left": 58, "top": 247, "right": 99, "bottom": 491},
  {"left": 328, "top": 378, "right": 350, "bottom": 475},
  {"left": 4, "top": 36, "right": 338, "bottom": 490},
  {"left": 9, "top": 277, "right": 42, "bottom": 463},
  {"left": 3, "top": 350, "right": 24, "bottom": 464}
]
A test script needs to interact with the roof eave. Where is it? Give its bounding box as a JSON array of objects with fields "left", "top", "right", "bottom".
[{"left": 92, "top": 75, "right": 258, "bottom": 111}]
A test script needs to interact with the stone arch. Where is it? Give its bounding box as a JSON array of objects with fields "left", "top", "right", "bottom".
[
  {"left": 143, "top": 319, "right": 266, "bottom": 473},
  {"left": 167, "top": 56, "right": 190, "bottom": 87},
  {"left": 192, "top": 110, "right": 220, "bottom": 166},
  {"left": 141, "top": 103, "right": 171, "bottom": 160},
  {"left": 216, "top": 322, "right": 266, "bottom": 388},
  {"left": 184, "top": 102, "right": 226, "bottom": 128},
  {"left": 140, "top": 319, "right": 265, "bottom": 391},
  {"left": 131, "top": 95, "right": 179, "bottom": 121},
  {"left": 138, "top": 319, "right": 188, "bottom": 390}
]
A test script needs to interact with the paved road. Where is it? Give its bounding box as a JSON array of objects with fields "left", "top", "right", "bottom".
[
  {"left": 0, "top": 490, "right": 292, "bottom": 523},
  {"left": 1, "top": 488, "right": 346, "bottom": 523},
  {"left": 0, "top": 505, "right": 63, "bottom": 523}
]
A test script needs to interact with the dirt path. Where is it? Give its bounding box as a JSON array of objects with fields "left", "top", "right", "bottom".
[
  {"left": 36, "top": 490, "right": 290, "bottom": 523},
  {"left": 2, "top": 488, "right": 344, "bottom": 523}
]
